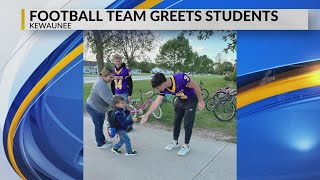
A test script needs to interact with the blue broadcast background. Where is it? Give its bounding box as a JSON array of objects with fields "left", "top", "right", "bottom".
[
  {"left": 237, "top": 31, "right": 320, "bottom": 180},
  {"left": 3, "top": 31, "right": 84, "bottom": 179},
  {"left": 3, "top": 0, "right": 320, "bottom": 179}
]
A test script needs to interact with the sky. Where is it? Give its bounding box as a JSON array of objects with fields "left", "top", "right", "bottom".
[{"left": 84, "top": 30, "right": 237, "bottom": 64}]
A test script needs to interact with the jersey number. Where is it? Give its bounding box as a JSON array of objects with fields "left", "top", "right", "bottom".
[
  {"left": 115, "top": 79, "right": 122, "bottom": 89},
  {"left": 184, "top": 75, "right": 190, "bottom": 81}
]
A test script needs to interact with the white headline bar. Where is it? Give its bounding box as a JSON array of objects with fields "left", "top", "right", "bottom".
[{"left": 22, "top": 9, "right": 309, "bottom": 30}]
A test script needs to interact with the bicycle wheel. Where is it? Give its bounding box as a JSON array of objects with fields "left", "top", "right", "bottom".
[
  {"left": 127, "top": 104, "right": 137, "bottom": 119},
  {"left": 213, "top": 92, "right": 229, "bottom": 101},
  {"left": 206, "top": 97, "right": 218, "bottom": 111},
  {"left": 152, "top": 106, "right": 162, "bottom": 119},
  {"left": 214, "top": 100, "right": 236, "bottom": 121},
  {"left": 201, "top": 88, "right": 209, "bottom": 100}
]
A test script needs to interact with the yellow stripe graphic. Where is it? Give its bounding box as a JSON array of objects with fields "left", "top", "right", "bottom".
[
  {"left": 10, "top": 0, "right": 160, "bottom": 178},
  {"left": 7, "top": 43, "right": 83, "bottom": 179},
  {"left": 237, "top": 70, "right": 320, "bottom": 109},
  {"left": 21, "top": 9, "right": 25, "bottom": 30},
  {"left": 134, "top": 0, "right": 163, "bottom": 9}
]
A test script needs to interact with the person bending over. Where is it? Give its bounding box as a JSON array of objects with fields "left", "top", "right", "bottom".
[{"left": 140, "top": 72, "right": 204, "bottom": 156}]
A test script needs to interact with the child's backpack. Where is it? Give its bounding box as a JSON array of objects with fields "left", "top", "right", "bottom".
[{"left": 107, "top": 109, "right": 118, "bottom": 138}]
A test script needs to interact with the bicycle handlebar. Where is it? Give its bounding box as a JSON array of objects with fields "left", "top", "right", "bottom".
[
  {"left": 139, "top": 90, "right": 153, "bottom": 99},
  {"left": 144, "top": 91, "right": 153, "bottom": 96}
]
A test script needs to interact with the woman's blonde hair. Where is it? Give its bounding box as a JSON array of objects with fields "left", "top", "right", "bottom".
[{"left": 99, "top": 67, "right": 113, "bottom": 76}]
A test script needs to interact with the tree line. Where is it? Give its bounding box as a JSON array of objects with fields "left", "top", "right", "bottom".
[{"left": 85, "top": 30, "right": 236, "bottom": 77}]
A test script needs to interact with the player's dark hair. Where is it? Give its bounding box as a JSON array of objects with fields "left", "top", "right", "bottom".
[{"left": 151, "top": 72, "right": 167, "bottom": 88}]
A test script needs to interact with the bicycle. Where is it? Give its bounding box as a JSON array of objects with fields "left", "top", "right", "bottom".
[
  {"left": 128, "top": 90, "right": 163, "bottom": 119},
  {"left": 200, "top": 80, "right": 209, "bottom": 100},
  {"left": 213, "top": 90, "right": 237, "bottom": 121},
  {"left": 172, "top": 80, "right": 209, "bottom": 106},
  {"left": 206, "top": 86, "right": 236, "bottom": 111}
]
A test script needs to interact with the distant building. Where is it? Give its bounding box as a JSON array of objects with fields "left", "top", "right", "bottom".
[
  {"left": 150, "top": 67, "right": 174, "bottom": 75},
  {"left": 163, "top": 69, "right": 174, "bottom": 75},
  {"left": 131, "top": 69, "right": 142, "bottom": 75},
  {"left": 83, "top": 66, "right": 91, "bottom": 74},
  {"left": 83, "top": 60, "right": 107, "bottom": 74},
  {"left": 150, "top": 67, "right": 163, "bottom": 74}
]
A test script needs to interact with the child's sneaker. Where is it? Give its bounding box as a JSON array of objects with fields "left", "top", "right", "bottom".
[
  {"left": 97, "top": 143, "right": 112, "bottom": 149},
  {"left": 177, "top": 145, "right": 191, "bottom": 156},
  {"left": 165, "top": 141, "right": 179, "bottom": 151},
  {"left": 125, "top": 150, "right": 137, "bottom": 157},
  {"left": 105, "top": 139, "right": 113, "bottom": 144},
  {"left": 111, "top": 148, "right": 122, "bottom": 154}
]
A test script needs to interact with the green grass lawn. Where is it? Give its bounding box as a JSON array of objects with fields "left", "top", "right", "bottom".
[{"left": 84, "top": 75, "right": 236, "bottom": 143}]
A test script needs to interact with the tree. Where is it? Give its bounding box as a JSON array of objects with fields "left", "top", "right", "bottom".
[
  {"left": 215, "top": 53, "right": 223, "bottom": 75},
  {"left": 85, "top": 31, "right": 114, "bottom": 72},
  {"left": 155, "top": 54, "right": 169, "bottom": 70},
  {"left": 85, "top": 30, "right": 155, "bottom": 70},
  {"left": 107, "top": 30, "right": 155, "bottom": 67},
  {"left": 231, "top": 69, "right": 236, "bottom": 82},
  {"left": 184, "top": 51, "right": 198, "bottom": 75},
  {"left": 181, "top": 30, "right": 237, "bottom": 53},
  {"left": 156, "top": 35, "right": 193, "bottom": 72},
  {"left": 190, "top": 54, "right": 214, "bottom": 74},
  {"left": 200, "top": 55, "right": 214, "bottom": 74},
  {"left": 222, "top": 32, "right": 236, "bottom": 54},
  {"left": 135, "top": 59, "right": 156, "bottom": 73},
  {"left": 221, "top": 61, "right": 234, "bottom": 73}
]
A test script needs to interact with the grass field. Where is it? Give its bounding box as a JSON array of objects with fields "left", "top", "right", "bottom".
[
  {"left": 133, "top": 73, "right": 150, "bottom": 76},
  {"left": 84, "top": 75, "right": 236, "bottom": 143}
]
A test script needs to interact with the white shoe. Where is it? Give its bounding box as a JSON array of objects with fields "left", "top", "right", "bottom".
[
  {"left": 165, "top": 141, "right": 180, "bottom": 151},
  {"left": 125, "top": 150, "right": 137, "bottom": 157},
  {"left": 105, "top": 140, "right": 113, "bottom": 144},
  {"left": 177, "top": 145, "right": 190, "bottom": 156},
  {"left": 97, "top": 143, "right": 112, "bottom": 149}
]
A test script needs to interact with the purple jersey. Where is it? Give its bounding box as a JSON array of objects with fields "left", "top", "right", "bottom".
[
  {"left": 113, "top": 67, "right": 131, "bottom": 94},
  {"left": 160, "top": 73, "right": 195, "bottom": 99}
]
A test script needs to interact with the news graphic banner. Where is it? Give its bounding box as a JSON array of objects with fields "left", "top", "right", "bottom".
[
  {"left": 21, "top": 9, "right": 309, "bottom": 30},
  {"left": 1, "top": 0, "right": 320, "bottom": 179}
]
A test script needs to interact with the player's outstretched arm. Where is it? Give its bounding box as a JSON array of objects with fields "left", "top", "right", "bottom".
[{"left": 140, "top": 95, "right": 164, "bottom": 124}]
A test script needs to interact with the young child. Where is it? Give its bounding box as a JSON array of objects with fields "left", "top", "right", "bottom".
[{"left": 111, "top": 96, "right": 138, "bottom": 156}]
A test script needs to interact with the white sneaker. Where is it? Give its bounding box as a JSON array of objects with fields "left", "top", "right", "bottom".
[
  {"left": 165, "top": 141, "right": 180, "bottom": 151},
  {"left": 125, "top": 150, "right": 137, "bottom": 157},
  {"left": 177, "top": 145, "right": 190, "bottom": 156},
  {"left": 105, "top": 140, "right": 113, "bottom": 144},
  {"left": 97, "top": 143, "right": 112, "bottom": 149}
]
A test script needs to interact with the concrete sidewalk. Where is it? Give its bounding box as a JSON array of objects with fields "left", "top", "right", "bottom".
[{"left": 84, "top": 115, "right": 236, "bottom": 180}]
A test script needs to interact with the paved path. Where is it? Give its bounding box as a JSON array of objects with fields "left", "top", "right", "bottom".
[{"left": 84, "top": 115, "right": 236, "bottom": 180}]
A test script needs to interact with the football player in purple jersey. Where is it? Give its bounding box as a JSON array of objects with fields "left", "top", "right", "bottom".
[{"left": 141, "top": 72, "right": 205, "bottom": 156}]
